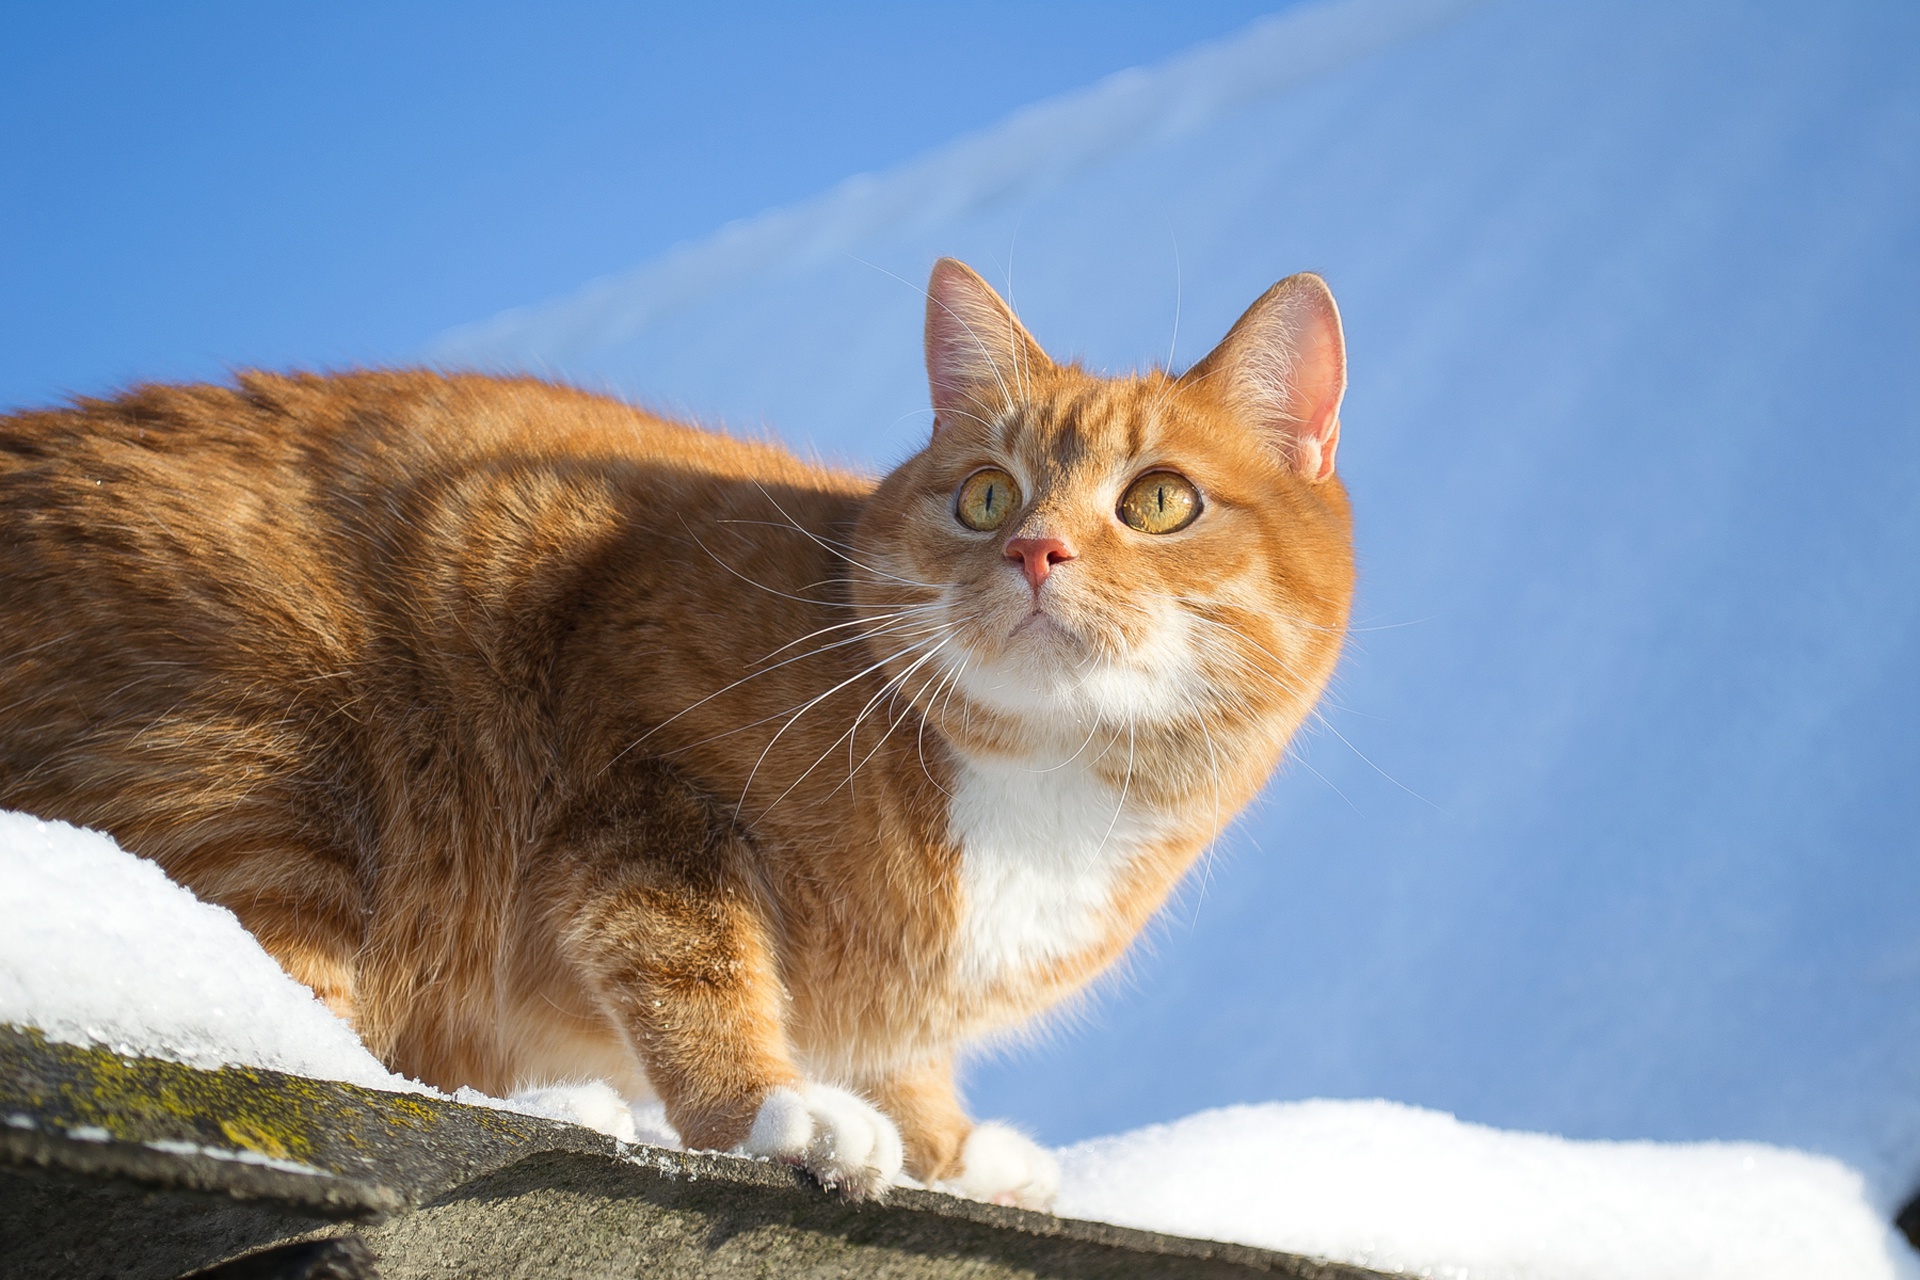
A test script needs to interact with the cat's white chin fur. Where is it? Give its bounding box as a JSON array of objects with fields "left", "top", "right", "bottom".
[
  {"left": 940, "top": 1122, "right": 1060, "bottom": 1210},
  {"left": 740, "top": 1083, "right": 904, "bottom": 1200}
]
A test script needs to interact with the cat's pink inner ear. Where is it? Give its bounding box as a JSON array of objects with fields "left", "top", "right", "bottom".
[
  {"left": 924, "top": 258, "right": 1049, "bottom": 435},
  {"left": 1186, "top": 273, "right": 1347, "bottom": 481}
]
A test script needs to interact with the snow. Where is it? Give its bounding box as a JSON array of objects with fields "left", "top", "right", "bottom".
[
  {"left": 1059, "top": 1101, "right": 1919, "bottom": 1280},
  {"left": 483, "top": 1081, "right": 676, "bottom": 1150},
  {"left": 430, "top": 0, "right": 1920, "bottom": 1224},
  {"left": 0, "top": 809, "right": 672, "bottom": 1143},
  {"left": 0, "top": 810, "right": 402, "bottom": 1091},
  {"left": 5, "top": 809, "right": 1914, "bottom": 1276},
  {"left": 6, "top": 0, "right": 1920, "bottom": 1272}
]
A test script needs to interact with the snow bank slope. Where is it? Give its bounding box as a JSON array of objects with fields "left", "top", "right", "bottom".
[
  {"left": 0, "top": 810, "right": 674, "bottom": 1140},
  {"left": 3, "top": 810, "right": 1910, "bottom": 1278},
  {"left": 0, "top": 809, "right": 401, "bottom": 1090},
  {"left": 430, "top": 0, "right": 1920, "bottom": 1211},
  {"left": 1060, "top": 1101, "right": 1920, "bottom": 1280}
]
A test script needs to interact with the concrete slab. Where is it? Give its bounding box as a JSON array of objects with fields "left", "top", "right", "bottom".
[{"left": 0, "top": 1027, "right": 1388, "bottom": 1280}]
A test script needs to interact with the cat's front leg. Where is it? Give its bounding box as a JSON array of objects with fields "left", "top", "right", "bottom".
[
  {"left": 738, "top": 1080, "right": 904, "bottom": 1200},
  {"left": 867, "top": 1058, "right": 1059, "bottom": 1210},
  {"left": 549, "top": 774, "right": 903, "bottom": 1198},
  {"left": 562, "top": 864, "right": 904, "bottom": 1197}
]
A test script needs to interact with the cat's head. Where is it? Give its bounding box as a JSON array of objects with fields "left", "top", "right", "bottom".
[{"left": 853, "top": 259, "right": 1353, "bottom": 766}]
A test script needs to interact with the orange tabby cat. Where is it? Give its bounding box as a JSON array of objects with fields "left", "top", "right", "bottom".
[{"left": 0, "top": 260, "right": 1352, "bottom": 1205}]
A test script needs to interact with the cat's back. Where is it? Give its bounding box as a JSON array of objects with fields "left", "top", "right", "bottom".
[
  {"left": 0, "top": 368, "right": 830, "bottom": 620},
  {"left": 0, "top": 370, "right": 859, "bottom": 860},
  {"left": 0, "top": 372, "right": 587, "bottom": 668},
  {"left": 0, "top": 369, "right": 795, "bottom": 528}
]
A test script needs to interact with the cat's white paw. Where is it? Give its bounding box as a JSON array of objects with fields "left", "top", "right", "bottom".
[
  {"left": 740, "top": 1082, "right": 904, "bottom": 1200},
  {"left": 941, "top": 1121, "right": 1060, "bottom": 1210}
]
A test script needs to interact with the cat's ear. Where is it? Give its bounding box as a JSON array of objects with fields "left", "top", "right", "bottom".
[
  {"left": 1183, "top": 273, "right": 1346, "bottom": 481},
  {"left": 925, "top": 258, "right": 1050, "bottom": 435}
]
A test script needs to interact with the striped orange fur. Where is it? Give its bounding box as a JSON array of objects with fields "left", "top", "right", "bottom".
[{"left": 0, "top": 259, "right": 1352, "bottom": 1204}]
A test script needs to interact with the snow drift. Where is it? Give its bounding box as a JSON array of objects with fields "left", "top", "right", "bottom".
[{"left": 4, "top": 810, "right": 1914, "bottom": 1279}]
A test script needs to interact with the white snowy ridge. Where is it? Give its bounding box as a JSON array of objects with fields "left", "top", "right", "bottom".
[
  {"left": 3, "top": 810, "right": 1913, "bottom": 1280},
  {"left": 429, "top": 0, "right": 1477, "bottom": 367},
  {"left": 0, "top": 810, "right": 675, "bottom": 1143}
]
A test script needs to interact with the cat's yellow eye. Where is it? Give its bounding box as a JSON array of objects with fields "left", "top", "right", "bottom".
[
  {"left": 1118, "top": 471, "right": 1202, "bottom": 534},
  {"left": 955, "top": 468, "right": 1020, "bottom": 531}
]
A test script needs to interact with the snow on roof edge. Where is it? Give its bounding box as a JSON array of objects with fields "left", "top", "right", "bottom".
[{"left": 427, "top": 0, "right": 1485, "bottom": 369}]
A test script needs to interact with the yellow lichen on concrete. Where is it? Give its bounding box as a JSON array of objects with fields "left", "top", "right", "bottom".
[
  {"left": 3, "top": 1025, "right": 564, "bottom": 1185},
  {"left": 39, "top": 1042, "right": 324, "bottom": 1164}
]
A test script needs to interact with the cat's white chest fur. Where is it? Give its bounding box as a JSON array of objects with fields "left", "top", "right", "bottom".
[{"left": 947, "top": 750, "right": 1153, "bottom": 986}]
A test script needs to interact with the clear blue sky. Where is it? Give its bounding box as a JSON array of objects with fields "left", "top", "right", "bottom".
[{"left": 1, "top": 2, "right": 1293, "bottom": 411}]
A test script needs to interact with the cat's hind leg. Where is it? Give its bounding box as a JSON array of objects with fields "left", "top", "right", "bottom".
[
  {"left": 254, "top": 921, "right": 359, "bottom": 1023},
  {"left": 944, "top": 1122, "right": 1060, "bottom": 1210},
  {"left": 162, "top": 838, "right": 364, "bottom": 1025},
  {"left": 548, "top": 761, "right": 903, "bottom": 1199},
  {"left": 864, "top": 1056, "right": 971, "bottom": 1183},
  {"left": 866, "top": 1057, "right": 1058, "bottom": 1209}
]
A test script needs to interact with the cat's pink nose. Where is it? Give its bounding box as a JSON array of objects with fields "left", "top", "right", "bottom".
[{"left": 1004, "top": 536, "right": 1076, "bottom": 589}]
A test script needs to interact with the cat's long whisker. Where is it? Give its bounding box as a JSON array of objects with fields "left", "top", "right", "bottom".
[
  {"left": 1183, "top": 619, "right": 1433, "bottom": 808},
  {"left": 714, "top": 512, "right": 960, "bottom": 595},
  {"left": 1141, "top": 240, "right": 1185, "bottom": 423},
  {"left": 823, "top": 681, "right": 919, "bottom": 805},
  {"left": 765, "top": 634, "right": 957, "bottom": 816},
  {"left": 747, "top": 486, "right": 962, "bottom": 596},
  {"left": 1171, "top": 609, "right": 1319, "bottom": 693},
  {"left": 823, "top": 637, "right": 967, "bottom": 806},
  {"left": 933, "top": 652, "right": 971, "bottom": 733},
  {"left": 1161, "top": 712, "right": 1229, "bottom": 920},
  {"left": 835, "top": 650, "right": 925, "bottom": 796},
  {"left": 914, "top": 658, "right": 973, "bottom": 798},
  {"left": 912, "top": 652, "right": 975, "bottom": 801},
  {"left": 1101, "top": 588, "right": 1296, "bottom": 700},
  {"left": 714, "top": 520, "right": 961, "bottom": 596},
  {"left": 1007, "top": 308, "right": 1033, "bottom": 407},
  {"left": 753, "top": 602, "right": 947, "bottom": 665},
  {"left": 1345, "top": 617, "right": 1436, "bottom": 634},
  {"left": 846, "top": 649, "right": 926, "bottom": 773},
  {"left": 1092, "top": 714, "right": 1139, "bottom": 863},
  {"left": 738, "top": 632, "right": 955, "bottom": 811},
  {"left": 1289, "top": 746, "right": 1364, "bottom": 815},
  {"left": 697, "top": 636, "right": 950, "bottom": 776},
  {"left": 760, "top": 652, "right": 948, "bottom": 821},
  {"left": 1191, "top": 640, "right": 1318, "bottom": 714},
  {"left": 680, "top": 618, "right": 955, "bottom": 741},
  {"left": 714, "top": 517, "right": 917, "bottom": 571},
  {"left": 752, "top": 612, "right": 952, "bottom": 672},
  {"left": 920, "top": 649, "right": 968, "bottom": 732},
  {"left": 1181, "top": 614, "right": 1373, "bottom": 733},
  {"left": 1020, "top": 716, "right": 1106, "bottom": 774},
  {"left": 1000, "top": 234, "right": 1034, "bottom": 405},
  {"left": 680, "top": 523, "right": 835, "bottom": 609},
  {"left": 607, "top": 616, "right": 951, "bottom": 767},
  {"left": 646, "top": 613, "right": 948, "bottom": 737},
  {"left": 1300, "top": 705, "right": 1438, "bottom": 809},
  {"left": 871, "top": 634, "right": 962, "bottom": 736},
  {"left": 1166, "top": 236, "right": 1183, "bottom": 378},
  {"left": 922, "top": 405, "right": 1007, "bottom": 435}
]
